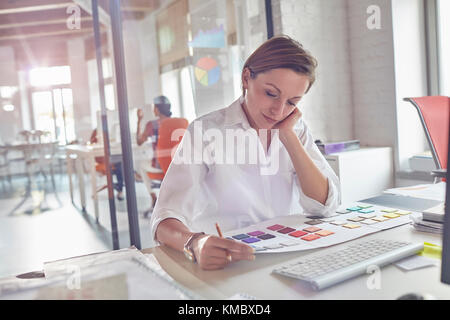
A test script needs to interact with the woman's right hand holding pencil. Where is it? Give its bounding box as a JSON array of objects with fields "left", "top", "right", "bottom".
[{"left": 192, "top": 235, "right": 255, "bottom": 270}]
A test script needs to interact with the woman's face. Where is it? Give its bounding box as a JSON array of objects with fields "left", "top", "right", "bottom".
[{"left": 242, "top": 68, "right": 310, "bottom": 130}]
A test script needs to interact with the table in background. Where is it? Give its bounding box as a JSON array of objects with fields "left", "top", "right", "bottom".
[
  {"left": 1, "top": 141, "right": 59, "bottom": 215},
  {"left": 66, "top": 143, "right": 129, "bottom": 223}
]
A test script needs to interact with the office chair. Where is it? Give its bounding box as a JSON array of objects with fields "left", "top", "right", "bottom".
[
  {"left": 404, "top": 96, "right": 450, "bottom": 182},
  {"left": 145, "top": 117, "right": 189, "bottom": 215}
]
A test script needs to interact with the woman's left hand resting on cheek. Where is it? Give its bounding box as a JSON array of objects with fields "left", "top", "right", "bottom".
[{"left": 273, "top": 107, "right": 302, "bottom": 142}]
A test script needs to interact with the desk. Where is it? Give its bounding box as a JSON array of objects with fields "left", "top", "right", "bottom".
[
  {"left": 4, "top": 223, "right": 449, "bottom": 300},
  {"left": 3, "top": 181, "right": 450, "bottom": 300},
  {"left": 142, "top": 224, "right": 450, "bottom": 299},
  {"left": 66, "top": 143, "right": 134, "bottom": 223}
]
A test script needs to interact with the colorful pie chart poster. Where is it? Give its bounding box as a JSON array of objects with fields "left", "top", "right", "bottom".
[{"left": 194, "top": 57, "right": 221, "bottom": 87}]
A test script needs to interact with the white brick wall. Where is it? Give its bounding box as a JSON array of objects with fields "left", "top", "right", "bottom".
[
  {"left": 272, "top": 0, "right": 429, "bottom": 179},
  {"left": 347, "top": 0, "right": 398, "bottom": 149},
  {"left": 272, "top": 0, "right": 402, "bottom": 148},
  {"left": 272, "top": 0, "right": 354, "bottom": 142}
]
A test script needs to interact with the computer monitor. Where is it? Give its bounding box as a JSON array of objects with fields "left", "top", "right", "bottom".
[{"left": 441, "top": 118, "right": 450, "bottom": 285}]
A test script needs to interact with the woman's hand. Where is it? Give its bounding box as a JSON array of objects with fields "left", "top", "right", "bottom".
[
  {"left": 137, "top": 108, "right": 144, "bottom": 121},
  {"left": 273, "top": 107, "right": 302, "bottom": 132},
  {"left": 192, "top": 235, "right": 255, "bottom": 270},
  {"left": 273, "top": 107, "right": 302, "bottom": 143}
]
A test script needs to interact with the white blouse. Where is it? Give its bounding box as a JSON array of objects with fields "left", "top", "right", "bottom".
[{"left": 150, "top": 96, "right": 340, "bottom": 241}]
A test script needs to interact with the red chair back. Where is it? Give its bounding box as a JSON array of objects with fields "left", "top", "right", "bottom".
[
  {"left": 156, "top": 118, "right": 189, "bottom": 174},
  {"left": 405, "top": 96, "right": 450, "bottom": 169}
]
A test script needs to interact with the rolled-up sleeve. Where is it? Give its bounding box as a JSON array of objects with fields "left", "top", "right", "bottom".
[
  {"left": 293, "top": 121, "right": 341, "bottom": 217},
  {"left": 149, "top": 121, "right": 210, "bottom": 243}
]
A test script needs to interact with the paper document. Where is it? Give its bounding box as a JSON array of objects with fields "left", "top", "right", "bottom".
[
  {"left": 395, "top": 255, "right": 438, "bottom": 271},
  {"left": 2, "top": 247, "right": 200, "bottom": 300},
  {"left": 223, "top": 203, "right": 418, "bottom": 254},
  {"left": 384, "top": 182, "right": 445, "bottom": 201}
]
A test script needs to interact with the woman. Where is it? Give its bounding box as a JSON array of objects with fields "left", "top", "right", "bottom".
[
  {"left": 136, "top": 96, "right": 172, "bottom": 215},
  {"left": 150, "top": 35, "right": 340, "bottom": 270}
]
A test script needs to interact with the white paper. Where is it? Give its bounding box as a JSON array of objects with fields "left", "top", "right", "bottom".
[
  {"left": 3, "top": 248, "right": 199, "bottom": 300},
  {"left": 44, "top": 246, "right": 141, "bottom": 279},
  {"left": 223, "top": 203, "right": 418, "bottom": 254},
  {"left": 384, "top": 182, "right": 446, "bottom": 201},
  {"left": 395, "top": 255, "right": 438, "bottom": 271}
]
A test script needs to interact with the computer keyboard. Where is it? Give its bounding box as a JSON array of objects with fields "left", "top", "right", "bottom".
[{"left": 272, "top": 239, "right": 424, "bottom": 290}]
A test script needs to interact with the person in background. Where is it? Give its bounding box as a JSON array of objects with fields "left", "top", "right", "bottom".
[
  {"left": 136, "top": 95, "right": 172, "bottom": 216},
  {"left": 90, "top": 128, "right": 124, "bottom": 201}
]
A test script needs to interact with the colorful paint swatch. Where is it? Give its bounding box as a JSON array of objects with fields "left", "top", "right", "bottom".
[
  {"left": 372, "top": 216, "right": 389, "bottom": 222},
  {"left": 247, "top": 231, "right": 265, "bottom": 237},
  {"left": 360, "top": 219, "right": 378, "bottom": 225},
  {"left": 257, "top": 234, "right": 276, "bottom": 240},
  {"left": 303, "top": 226, "right": 322, "bottom": 233},
  {"left": 347, "top": 206, "right": 362, "bottom": 211},
  {"left": 277, "top": 227, "right": 296, "bottom": 234},
  {"left": 381, "top": 208, "right": 398, "bottom": 213},
  {"left": 383, "top": 213, "right": 400, "bottom": 219},
  {"left": 306, "top": 215, "right": 323, "bottom": 220},
  {"left": 336, "top": 209, "right": 351, "bottom": 214},
  {"left": 267, "top": 224, "right": 284, "bottom": 231},
  {"left": 330, "top": 220, "right": 347, "bottom": 226},
  {"left": 342, "top": 223, "right": 361, "bottom": 229},
  {"left": 359, "top": 214, "right": 376, "bottom": 219},
  {"left": 357, "top": 205, "right": 373, "bottom": 209},
  {"left": 305, "top": 219, "right": 323, "bottom": 225},
  {"left": 242, "top": 237, "right": 260, "bottom": 244},
  {"left": 348, "top": 217, "right": 365, "bottom": 222},
  {"left": 315, "top": 230, "right": 334, "bottom": 237},
  {"left": 301, "top": 234, "right": 321, "bottom": 241},
  {"left": 359, "top": 208, "right": 375, "bottom": 214},
  {"left": 397, "top": 211, "right": 412, "bottom": 215},
  {"left": 289, "top": 230, "right": 308, "bottom": 238},
  {"left": 232, "top": 234, "right": 249, "bottom": 240}
]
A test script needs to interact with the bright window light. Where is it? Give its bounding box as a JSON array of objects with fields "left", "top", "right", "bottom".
[
  {"left": 29, "top": 66, "right": 71, "bottom": 87},
  {"left": 0, "top": 86, "right": 18, "bottom": 98},
  {"left": 3, "top": 104, "right": 14, "bottom": 112}
]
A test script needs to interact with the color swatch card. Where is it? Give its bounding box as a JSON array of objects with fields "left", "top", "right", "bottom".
[{"left": 223, "top": 203, "right": 420, "bottom": 254}]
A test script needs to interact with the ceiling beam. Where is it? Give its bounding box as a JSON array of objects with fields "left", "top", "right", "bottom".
[
  {"left": 0, "top": 28, "right": 97, "bottom": 41},
  {"left": 121, "top": 0, "right": 159, "bottom": 11},
  {"left": 72, "top": 0, "right": 111, "bottom": 26},
  {"left": 0, "top": 16, "right": 92, "bottom": 30},
  {"left": 0, "top": 2, "right": 73, "bottom": 15}
]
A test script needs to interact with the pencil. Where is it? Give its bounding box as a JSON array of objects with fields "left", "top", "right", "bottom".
[{"left": 215, "top": 222, "right": 232, "bottom": 262}]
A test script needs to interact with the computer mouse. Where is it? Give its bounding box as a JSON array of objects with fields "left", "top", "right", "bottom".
[{"left": 397, "top": 292, "right": 436, "bottom": 300}]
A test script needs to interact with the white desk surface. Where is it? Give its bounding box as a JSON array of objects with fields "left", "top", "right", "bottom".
[
  {"left": 65, "top": 143, "right": 126, "bottom": 157},
  {"left": 2, "top": 222, "right": 449, "bottom": 300},
  {"left": 143, "top": 223, "right": 450, "bottom": 300}
]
